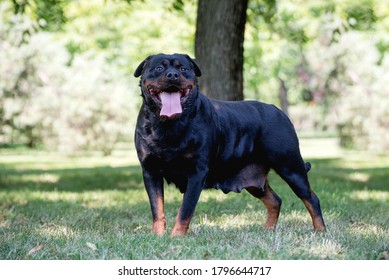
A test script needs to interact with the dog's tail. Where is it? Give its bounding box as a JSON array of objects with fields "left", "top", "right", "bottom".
[{"left": 305, "top": 162, "right": 312, "bottom": 173}]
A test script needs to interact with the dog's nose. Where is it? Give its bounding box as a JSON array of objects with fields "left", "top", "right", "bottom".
[{"left": 166, "top": 71, "right": 180, "bottom": 81}]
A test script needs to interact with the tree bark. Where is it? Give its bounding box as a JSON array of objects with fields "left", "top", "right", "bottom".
[
  {"left": 278, "top": 77, "right": 289, "bottom": 116},
  {"left": 195, "top": 0, "right": 248, "bottom": 101}
]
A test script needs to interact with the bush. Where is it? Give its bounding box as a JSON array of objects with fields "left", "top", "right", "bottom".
[
  {"left": 306, "top": 31, "right": 389, "bottom": 154},
  {"left": 48, "top": 53, "right": 136, "bottom": 155},
  {"left": 0, "top": 7, "right": 137, "bottom": 155}
]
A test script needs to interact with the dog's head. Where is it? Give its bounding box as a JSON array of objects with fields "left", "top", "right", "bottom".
[{"left": 134, "top": 53, "right": 202, "bottom": 120}]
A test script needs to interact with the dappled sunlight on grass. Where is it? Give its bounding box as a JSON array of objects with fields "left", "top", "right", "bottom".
[
  {"left": 347, "top": 222, "right": 388, "bottom": 237},
  {"left": 196, "top": 211, "right": 265, "bottom": 230},
  {"left": 348, "top": 172, "right": 370, "bottom": 183},
  {"left": 280, "top": 210, "right": 311, "bottom": 227},
  {"left": 199, "top": 190, "right": 229, "bottom": 203},
  {"left": 306, "top": 237, "right": 344, "bottom": 259},
  {"left": 300, "top": 138, "right": 343, "bottom": 159},
  {"left": 1, "top": 144, "right": 389, "bottom": 259},
  {"left": 36, "top": 224, "right": 78, "bottom": 238},
  {"left": 349, "top": 190, "right": 389, "bottom": 202},
  {"left": 0, "top": 218, "right": 10, "bottom": 229},
  {"left": 0, "top": 149, "right": 139, "bottom": 170},
  {"left": 13, "top": 173, "right": 61, "bottom": 184},
  {"left": 22, "top": 189, "right": 150, "bottom": 209},
  {"left": 29, "top": 191, "right": 80, "bottom": 203}
]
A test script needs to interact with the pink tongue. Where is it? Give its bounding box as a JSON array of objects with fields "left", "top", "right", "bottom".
[{"left": 160, "top": 92, "right": 182, "bottom": 117}]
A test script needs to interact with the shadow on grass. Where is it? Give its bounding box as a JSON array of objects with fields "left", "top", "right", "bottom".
[
  {"left": 1, "top": 156, "right": 388, "bottom": 259},
  {"left": 0, "top": 165, "right": 144, "bottom": 192},
  {"left": 1, "top": 157, "right": 389, "bottom": 224},
  {"left": 307, "top": 158, "right": 389, "bottom": 191},
  {"left": 1, "top": 157, "right": 388, "bottom": 192},
  {"left": 3, "top": 195, "right": 388, "bottom": 260}
]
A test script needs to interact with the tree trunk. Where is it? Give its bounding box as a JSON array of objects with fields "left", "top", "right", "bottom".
[
  {"left": 278, "top": 77, "right": 289, "bottom": 116},
  {"left": 195, "top": 0, "right": 248, "bottom": 101}
]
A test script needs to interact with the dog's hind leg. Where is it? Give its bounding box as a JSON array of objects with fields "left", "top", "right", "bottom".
[
  {"left": 275, "top": 163, "right": 326, "bottom": 231},
  {"left": 246, "top": 181, "right": 282, "bottom": 230}
]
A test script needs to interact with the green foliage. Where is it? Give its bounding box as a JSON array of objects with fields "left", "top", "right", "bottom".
[
  {"left": 0, "top": 2, "right": 137, "bottom": 154},
  {"left": 345, "top": 0, "right": 377, "bottom": 30},
  {"left": 1, "top": 0, "right": 196, "bottom": 154},
  {"left": 244, "top": 0, "right": 389, "bottom": 154},
  {"left": 1, "top": 0, "right": 389, "bottom": 154},
  {"left": 9, "top": 0, "right": 68, "bottom": 31},
  {"left": 304, "top": 26, "right": 389, "bottom": 152}
]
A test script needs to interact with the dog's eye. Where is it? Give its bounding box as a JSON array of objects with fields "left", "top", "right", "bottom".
[
  {"left": 155, "top": 66, "right": 164, "bottom": 71},
  {"left": 180, "top": 67, "right": 187, "bottom": 72}
]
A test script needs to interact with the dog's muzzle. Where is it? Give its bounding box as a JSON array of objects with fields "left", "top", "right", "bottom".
[{"left": 147, "top": 85, "right": 192, "bottom": 118}]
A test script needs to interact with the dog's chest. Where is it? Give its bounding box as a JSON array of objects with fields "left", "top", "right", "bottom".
[
  {"left": 142, "top": 130, "right": 197, "bottom": 162},
  {"left": 156, "top": 148, "right": 198, "bottom": 193}
]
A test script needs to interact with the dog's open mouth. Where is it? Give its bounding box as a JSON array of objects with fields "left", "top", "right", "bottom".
[{"left": 148, "top": 85, "right": 192, "bottom": 118}]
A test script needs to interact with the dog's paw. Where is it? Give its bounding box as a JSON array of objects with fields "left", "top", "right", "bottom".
[
  {"left": 170, "top": 224, "right": 189, "bottom": 237},
  {"left": 152, "top": 220, "right": 166, "bottom": 236}
]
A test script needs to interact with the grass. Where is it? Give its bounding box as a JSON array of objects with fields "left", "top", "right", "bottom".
[{"left": 0, "top": 139, "right": 388, "bottom": 260}]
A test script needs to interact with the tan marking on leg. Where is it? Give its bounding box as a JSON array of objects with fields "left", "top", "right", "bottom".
[
  {"left": 171, "top": 216, "right": 192, "bottom": 237},
  {"left": 152, "top": 195, "right": 166, "bottom": 236},
  {"left": 246, "top": 183, "right": 281, "bottom": 230},
  {"left": 260, "top": 185, "right": 281, "bottom": 230},
  {"left": 302, "top": 199, "right": 326, "bottom": 231},
  {"left": 261, "top": 196, "right": 280, "bottom": 230}
]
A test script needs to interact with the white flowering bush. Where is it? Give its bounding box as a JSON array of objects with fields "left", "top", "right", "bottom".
[
  {"left": 306, "top": 31, "right": 389, "bottom": 153},
  {"left": 0, "top": 6, "right": 137, "bottom": 155},
  {"left": 51, "top": 53, "right": 136, "bottom": 155}
]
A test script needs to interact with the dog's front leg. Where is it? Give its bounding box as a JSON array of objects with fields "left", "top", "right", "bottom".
[
  {"left": 171, "top": 169, "right": 207, "bottom": 237},
  {"left": 142, "top": 168, "right": 166, "bottom": 236}
]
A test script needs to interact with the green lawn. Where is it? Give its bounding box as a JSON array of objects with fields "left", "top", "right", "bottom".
[{"left": 0, "top": 139, "right": 388, "bottom": 260}]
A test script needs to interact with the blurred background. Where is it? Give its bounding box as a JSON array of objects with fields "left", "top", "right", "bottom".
[{"left": 1, "top": 0, "right": 388, "bottom": 156}]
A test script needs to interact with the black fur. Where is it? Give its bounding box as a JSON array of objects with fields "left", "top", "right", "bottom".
[{"left": 134, "top": 53, "right": 325, "bottom": 235}]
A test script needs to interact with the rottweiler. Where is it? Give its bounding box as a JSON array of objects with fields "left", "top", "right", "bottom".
[{"left": 134, "top": 53, "right": 326, "bottom": 236}]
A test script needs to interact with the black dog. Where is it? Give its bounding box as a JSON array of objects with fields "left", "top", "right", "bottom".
[{"left": 134, "top": 53, "right": 326, "bottom": 236}]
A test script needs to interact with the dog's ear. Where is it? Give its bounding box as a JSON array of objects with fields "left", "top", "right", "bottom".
[
  {"left": 134, "top": 56, "right": 153, "bottom": 78},
  {"left": 185, "top": 55, "right": 202, "bottom": 77}
]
